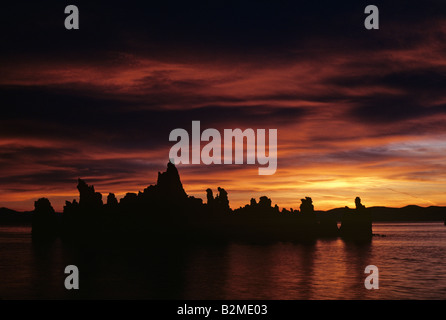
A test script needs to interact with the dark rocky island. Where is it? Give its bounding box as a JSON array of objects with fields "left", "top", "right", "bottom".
[{"left": 28, "top": 162, "right": 376, "bottom": 245}]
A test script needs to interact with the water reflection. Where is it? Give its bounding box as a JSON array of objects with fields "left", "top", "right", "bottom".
[
  {"left": 1, "top": 223, "right": 446, "bottom": 299},
  {"left": 341, "top": 241, "right": 374, "bottom": 299},
  {"left": 184, "top": 239, "right": 378, "bottom": 299},
  {"left": 188, "top": 242, "right": 320, "bottom": 299}
]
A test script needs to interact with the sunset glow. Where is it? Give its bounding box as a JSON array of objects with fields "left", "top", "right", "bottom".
[{"left": 1, "top": 2, "right": 446, "bottom": 212}]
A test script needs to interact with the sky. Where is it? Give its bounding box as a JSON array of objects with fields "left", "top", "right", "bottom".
[{"left": 1, "top": 0, "right": 446, "bottom": 211}]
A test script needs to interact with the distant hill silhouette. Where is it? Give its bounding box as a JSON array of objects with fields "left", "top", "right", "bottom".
[
  {"left": 0, "top": 207, "right": 33, "bottom": 225},
  {"left": 327, "top": 205, "right": 446, "bottom": 222},
  {"left": 2, "top": 162, "right": 445, "bottom": 243}
]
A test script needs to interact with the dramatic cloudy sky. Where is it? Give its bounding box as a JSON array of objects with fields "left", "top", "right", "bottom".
[{"left": 1, "top": 0, "right": 446, "bottom": 211}]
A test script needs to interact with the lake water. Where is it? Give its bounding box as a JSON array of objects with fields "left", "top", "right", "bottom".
[{"left": 1, "top": 222, "right": 446, "bottom": 299}]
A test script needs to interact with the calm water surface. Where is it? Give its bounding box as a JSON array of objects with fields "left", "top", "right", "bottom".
[{"left": 1, "top": 223, "right": 445, "bottom": 299}]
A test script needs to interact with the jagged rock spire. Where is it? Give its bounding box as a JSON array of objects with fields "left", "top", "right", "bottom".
[
  {"left": 156, "top": 161, "right": 188, "bottom": 200},
  {"left": 77, "top": 178, "right": 103, "bottom": 209}
]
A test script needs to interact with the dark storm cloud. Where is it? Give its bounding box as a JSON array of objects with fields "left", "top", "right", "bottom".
[
  {"left": 325, "top": 67, "right": 446, "bottom": 124},
  {"left": 349, "top": 95, "right": 446, "bottom": 124},
  {"left": 0, "top": 84, "right": 308, "bottom": 150},
  {"left": 331, "top": 68, "right": 446, "bottom": 97},
  {"left": 0, "top": 142, "right": 164, "bottom": 193},
  {"left": 0, "top": 146, "right": 78, "bottom": 165}
]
